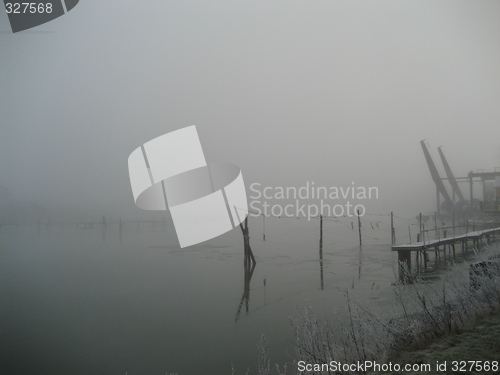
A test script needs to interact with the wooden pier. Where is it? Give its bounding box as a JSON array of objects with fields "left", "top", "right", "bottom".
[{"left": 392, "top": 226, "right": 500, "bottom": 281}]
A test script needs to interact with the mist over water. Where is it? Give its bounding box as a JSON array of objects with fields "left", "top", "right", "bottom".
[
  {"left": 0, "top": 213, "right": 483, "bottom": 374},
  {"left": 2, "top": 1, "right": 500, "bottom": 220},
  {"left": 0, "top": 218, "right": 400, "bottom": 374}
]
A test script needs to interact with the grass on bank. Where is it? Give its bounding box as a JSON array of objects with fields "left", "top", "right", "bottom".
[{"left": 232, "top": 241, "right": 500, "bottom": 375}]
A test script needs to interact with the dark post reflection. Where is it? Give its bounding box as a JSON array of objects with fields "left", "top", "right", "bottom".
[
  {"left": 235, "top": 262, "right": 256, "bottom": 321},
  {"left": 319, "top": 215, "right": 324, "bottom": 290}
]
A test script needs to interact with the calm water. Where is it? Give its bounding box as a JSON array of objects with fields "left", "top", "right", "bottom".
[{"left": 1, "top": 216, "right": 408, "bottom": 375}]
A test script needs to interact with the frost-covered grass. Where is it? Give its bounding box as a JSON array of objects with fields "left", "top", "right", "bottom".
[
  {"left": 390, "top": 313, "right": 500, "bottom": 375},
  {"left": 233, "top": 241, "right": 500, "bottom": 374}
]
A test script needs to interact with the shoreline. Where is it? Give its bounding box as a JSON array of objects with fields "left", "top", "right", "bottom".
[{"left": 388, "top": 310, "right": 500, "bottom": 374}]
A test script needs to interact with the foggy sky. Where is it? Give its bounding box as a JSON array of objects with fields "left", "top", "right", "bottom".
[{"left": 2, "top": 0, "right": 500, "bottom": 219}]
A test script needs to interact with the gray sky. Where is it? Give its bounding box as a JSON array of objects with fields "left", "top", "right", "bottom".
[{"left": 1, "top": 0, "right": 500, "bottom": 218}]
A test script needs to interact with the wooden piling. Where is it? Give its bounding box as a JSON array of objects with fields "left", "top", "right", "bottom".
[
  {"left": 434, "top": 211, "right": 438, "bottom": 240},
  {"left": 416, "top": 250, "right": 419, "bottom": 272},
  {"left": 357, "top": 210, "right": 362, "bottom": 246},
  {"left": 262, "top": 214, "right": 266, "bottom": 241},
  {"left": 391, "top": 212, "right": 395, "bottom": 245},
  {"left": 398, "top": 250, "right": 411, "bottom": 282},
  {"left": 240, "top": 217, "right": 255, "bottom": 266},
  {"left": 319, "top": 215, "right": 323, "bottom": 249}
]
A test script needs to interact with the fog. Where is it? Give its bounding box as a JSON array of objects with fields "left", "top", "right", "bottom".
[{"left": 2, "top": 0, "right": 500, "bottom": 221}]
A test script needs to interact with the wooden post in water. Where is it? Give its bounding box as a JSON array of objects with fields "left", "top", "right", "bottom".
[
  {"left": 391, "top": 212, "right": 395, "bottom": 245},
  {"left": 415, "top": 249, "right": 419, "bottom": 273},
  {"left": 262, "top": 214, "right": 266, "bottom": 241},
  {"left": 391, "top": 211, "right": 393, "bottom": 244},
  {"left": 240, "top": 217, "right": 255, "bottom": 266},
  {"left": 357, "top": 210, "right": 362, "bottom": 246},
  {"left": 319, "top": 215, "right": 323, "bottom": 249},
  {"left": 235, "top": 261, "right": 256, "bottom": 321}
]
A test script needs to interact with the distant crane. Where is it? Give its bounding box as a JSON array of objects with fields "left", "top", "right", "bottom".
[
  {"left": 438, "top": 146, "right": 465, "bottom": 202},
  {"left": 420, "top": 140, "right": 454, "bottom": 214}
]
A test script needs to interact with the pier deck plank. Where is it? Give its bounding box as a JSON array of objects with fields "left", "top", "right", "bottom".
[{"left": 392, "top": 227, "right": 500, "bottom": 251}]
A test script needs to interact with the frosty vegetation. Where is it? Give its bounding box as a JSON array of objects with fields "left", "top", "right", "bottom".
[{"left": 232, "top": 241, "right": 500, "bottom": 375}]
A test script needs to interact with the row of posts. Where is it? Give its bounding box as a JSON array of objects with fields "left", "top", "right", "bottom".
[{"left": 318, "top": 210, "right": 364, "bottom": 247}]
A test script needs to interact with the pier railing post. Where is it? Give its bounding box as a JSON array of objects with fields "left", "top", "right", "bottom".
[
  {"left": 452, "top": 213, "right": 456, "bottom": 238},
  {"left": 435, "top": 211, "right": 438, "bottom": 240},
  {"left": 419, "top": 213, "right": 422, "bottom": 242}
]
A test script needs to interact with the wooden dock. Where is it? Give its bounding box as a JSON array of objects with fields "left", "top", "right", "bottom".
[{"left": 392, "top": 226, "right": 500, "bottom": 281}]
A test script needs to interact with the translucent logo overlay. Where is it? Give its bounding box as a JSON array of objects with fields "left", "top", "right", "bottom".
[{"left": 128, "top": 125, "right": 248, "bottom": 248}]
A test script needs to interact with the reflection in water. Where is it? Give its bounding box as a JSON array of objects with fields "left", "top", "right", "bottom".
[
  {"left": 235, "top": 262, "right": 256, "bottom": 321},
  {"left": 101, "top": 217, "right": 107, "bottom": 242},
  {"left": 319, "top": 216, "right": 324, "bottom": 290},
  {"left": 358, "top": 245, "right": 363, "bottom": 280},
  {"left": 319, "top": 236, "right": 324, "bottom": 290},
  {"left": 235, "top": 217, "right": 257, "bottom": 321},
  {"left": 240, "top": 217, "right": 256, "bottom": 266},
  {"left": 1, "top": 219, "right": 407, "bottom": 375}
]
